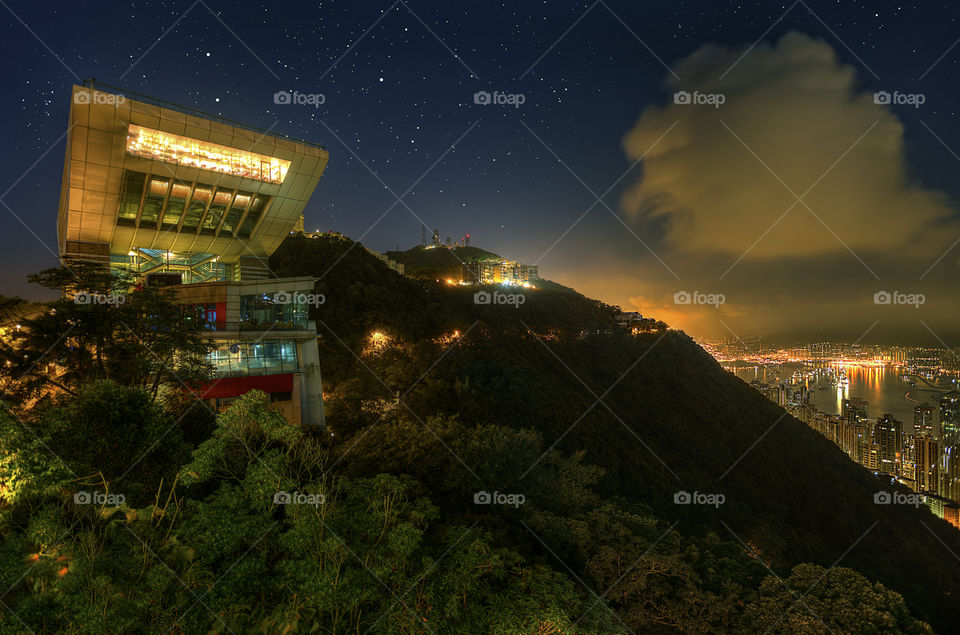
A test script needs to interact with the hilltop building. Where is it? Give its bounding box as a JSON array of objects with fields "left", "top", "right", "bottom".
[
  {"left": 364, "top": 247, "right": 405, "bottom": 275},
  {"left": 467, "top": 258, "right": 539, "bottom": 286},
  {"left": 57, "top": 82, "right": 329, "bottom": 427}
]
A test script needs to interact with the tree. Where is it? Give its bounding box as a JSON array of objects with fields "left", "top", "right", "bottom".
[
  {"left": 742, "top": 564, "right": 932, "bottom": 633},
  {"left": 0, "top": 263, "right": 213, "bottom": 405}
]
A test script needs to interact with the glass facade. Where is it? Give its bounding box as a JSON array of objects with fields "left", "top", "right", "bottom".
[
  {"left": 161, "top": 181, "right": 190, "bottom": 227},
  {"left": 182, "top": 185, "right": 210, "bottom": 230},
  {"left": 239, "top": 293, "right": 309, "bottom": 330},
  {"left": 118, "top": 170, "right": 145, "bottom": 224},
  {"left": 140, "top": 177, "right": 169, "bottom": 225},
  {"left": 209, "top": 340, "right": 299, "bottom": 377},
  {"left": 221, "top": 192, "right": 251, "bottom": 234},
  {"left": 110, "top": 250, "right": 230, "bottom": 284},
  {"left": 126, "top": 124, "right": 291, "bottom": 184},
  {"left": 115, "top": 170, "right": 272, "bottom": 238},
  {"left": 238, "top": 195, "right": 269, "bottom": 237}
]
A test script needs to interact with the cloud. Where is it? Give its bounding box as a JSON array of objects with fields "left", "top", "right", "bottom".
[{"left": 621, "top": 31, "right": 957, "bottom": 261}]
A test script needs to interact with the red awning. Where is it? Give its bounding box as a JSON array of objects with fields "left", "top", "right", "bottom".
[{"left": 197, "top": 373, "right": 294, "bottom": 399}]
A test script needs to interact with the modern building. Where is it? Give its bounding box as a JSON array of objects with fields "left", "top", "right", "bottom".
[
  {"left": 940, "top": 391, "right": 960, "bottom": 501},
  {"left": 873, "top": 414, "right": 903, "bottom": 475},
  {"left": 915, "top": 436, "right": 940, "bottom": 493},
  {"left": 466, "top": 258, "right": 539, "bottom": 286},
  {"left": 364, "top": 247, "right": 405, "bottom": 276},
  {"left": 57, "top": 82, "right": 330, "bottom": 427},
  {"left": 914, "top": 402, "right": 937, "bottom": 438},
  {"left": 841, "top": 397, "right": 869, "bottom": 464}
]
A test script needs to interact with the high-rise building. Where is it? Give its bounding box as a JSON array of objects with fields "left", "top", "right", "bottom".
[
  {"left": 940, "top": 391, "right": 960, "bottom": 502},
  {"left": 873, "top": 414, "right": 903, "bottom": 475},
  {"left": 914, "top": 402, "right": 937, "bottom": 438},
  {"left": 57, "top": 82, "right": 330, "bottom": 427},
  {"left": 915, "top": 436, "right": 940, "bottom": 493},
  {"left": 841, "top": 398, "right": 869, "bottom": 463}
]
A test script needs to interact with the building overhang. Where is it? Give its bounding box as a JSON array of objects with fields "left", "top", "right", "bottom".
[{"left": 58, "top": 84, "right": 329, "bottom": 266}]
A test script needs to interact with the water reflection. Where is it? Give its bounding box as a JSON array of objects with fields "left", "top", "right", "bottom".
[{"left": 731, "top": 362, "right": 954, "bottom": 423}]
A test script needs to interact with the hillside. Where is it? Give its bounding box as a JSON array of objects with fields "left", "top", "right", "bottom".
[
  {"left": 1, "top": 234, "right": 949, "bottom": 632},
  {"left": 271, "top": 233, "right": 960, "bottom": 631}
]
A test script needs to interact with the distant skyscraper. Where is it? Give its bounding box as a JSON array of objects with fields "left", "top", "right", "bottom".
[
  {"left": 916, "top": 436, "right": 940, "bottom": 493},
  {"left": 292, "top": 214, "right": 305, "bottom": 234},
  {"left": 940, "top": 391, "right": 960, "bottom": 502},
  {"left": 874, "top": 414, "right": 903, "bottom": 475},
  {"left": 914, "top": 402, "right": 937, "bottom": 438},
  {"left": 841, "top": 398, "right": 869, "bottom": 464}
]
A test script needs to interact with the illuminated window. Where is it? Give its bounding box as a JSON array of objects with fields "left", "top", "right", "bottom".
[
  {"left": 202, "top": 189, "right": 233, "bottom": 233},
  {"left": 126, "top": 124, "right": 291, "bottom": 184},
  {"left": 221, "top": 192, "right": 251, "bottom": 234},
  {"left": 140, "top": 177, "right": 169, "bottom": 225},
  {"left": 162, "top": 182, "right": 190, "bottom": 226},
  {"left": 238, "top": 195, "right": 269, "bottom": 237},
  {"left": 182, "top": 185, "right": 210, "bottom": 230},
  {"left": 208, "top": 339, "right": 299, "bottom": 377}
]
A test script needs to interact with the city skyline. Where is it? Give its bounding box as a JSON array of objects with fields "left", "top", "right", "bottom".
[{"left": 1, "top": 2, "right": 960, "bottom": 345}]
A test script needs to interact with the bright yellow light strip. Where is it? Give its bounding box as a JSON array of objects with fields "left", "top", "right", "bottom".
[{"left": 126, "top": 124, "right": 290, "bottom": 184}]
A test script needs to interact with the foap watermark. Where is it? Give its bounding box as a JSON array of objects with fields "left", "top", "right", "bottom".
[
  {"left": 674, "top": 290, "right": 725, "bottom": 308},
  {"left": 874, "top": 491, "right": 923, "bottom": 508},
  {"left": 674, "top": 490, "right": 725, "bottom": 508},
  {"left": 874, "top": 290, "right": 925, "bottom": 308},
  {"left": 274, "top": 90, "right": 326, "bottom": 108},
  {"left": 274, "top": 291, "right": 325, "bottom": 307},
  {"left": 74, "top": 90, "right": 126, "bottom": 106},
  {"left": 874, "top": 91, "right": 925, "bottom": 109},
  {"left": 474, "top": 490, "right": 526, "bottom": 508},
  {"left": 273, "top": 490, "right": 325, "bottom": 507},
  {"left": 474, "top": 290, "right": 525, "bottom": 308},
  {"left": 474, "top": 90, "right": 526, "bottom": 108},
  {"left": 674, "top": 90, "right": 725, "bottom": 108},
  {"left": 74, "top": 292, "right": 125, "bottom": 306},
  {"left": 74, "top": 490, "right": 125, "bottom": 506}
]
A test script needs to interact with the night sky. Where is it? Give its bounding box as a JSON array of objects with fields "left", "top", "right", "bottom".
[{"left": 2, "top": 1, "right": 960, "bottom": 345}]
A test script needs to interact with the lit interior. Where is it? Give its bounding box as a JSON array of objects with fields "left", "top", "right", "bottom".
[{"left": 126, "top": 124, "right": 291, "bottom": 184}]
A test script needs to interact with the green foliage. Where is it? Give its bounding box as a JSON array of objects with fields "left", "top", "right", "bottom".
[
  {"left": 0, "top": 243, "right": 951, "bottom": 632},
  {"left": 743, "top": 564, "right": 932, "bottom": 633},
  {"left": 0, "top": 392, "right": 621, "bottom": 633},
  {"left": 0, "top": 263, "right": 213, "bottom": 404}
]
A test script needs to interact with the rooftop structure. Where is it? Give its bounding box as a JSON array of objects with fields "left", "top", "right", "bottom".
[
  {"left": 57, "top": 83, "right": 330, "bottom": 427},
  {"left": 58, "top": 81, "right": 329, "bottom": 283}
]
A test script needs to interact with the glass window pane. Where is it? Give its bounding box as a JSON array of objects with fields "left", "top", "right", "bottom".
[
  {"left": 118, "top": 171, "right": 145, "bottom": 222},
  {"left": 238, "top": 195, "right": 269, "bottom": 236},
  {"left": 182, "top": 186, "right": 210, "bottom": 230},
  {"left": 140, "top": 177, "right": 169, "bottom": 225},
  {"left": 162, "top": 182, "right": 190, "bottom": 226}
]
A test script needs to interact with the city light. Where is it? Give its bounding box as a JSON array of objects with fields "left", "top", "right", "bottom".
[{"left": 126, "top": 124, "right": 291, "bottom": 184}]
